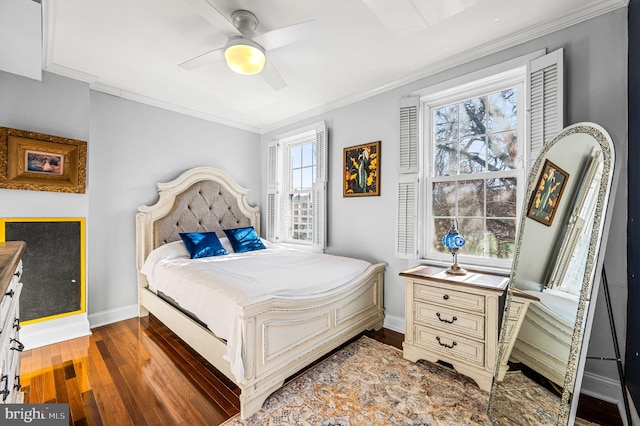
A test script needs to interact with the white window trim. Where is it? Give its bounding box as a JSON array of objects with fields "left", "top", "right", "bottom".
[
  {"left": 421, "top": 69, "right": 526, "bottom": 270},
  {"left": 412, "top": 50, "right": 545, "bottom": 99},
  {"left": 266, "top": 121, "right": 327, "bottom": 252},
  {"left": 396, "top": 48, "right": 564, "bottom": 272}
]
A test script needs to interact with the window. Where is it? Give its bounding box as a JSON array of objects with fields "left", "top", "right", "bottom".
[
  {"left": 286, "top": 142, "right": 315, "bottom": 242},
  {"left": 397, "top": 49, "right": 564, "bottom": 269},
  {"left": 425, "top": 79, "right": 524, "bottom": 267},
  {"left": 267, "top": 121, "right": 327, "bottom": 250}
]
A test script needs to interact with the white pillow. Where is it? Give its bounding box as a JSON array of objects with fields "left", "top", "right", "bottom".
[
  {"left": 140, "top": 240, "right": 188, "bottom": 280},
  {"left": 219, "top": 236, "right": 234, "bottom": 254}
]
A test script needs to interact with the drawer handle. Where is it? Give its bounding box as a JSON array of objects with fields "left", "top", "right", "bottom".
[
  {"left": 0, "top": 375, "right": 9, "bottom": 401},
  {"left": 442, "top": 294, "right": 449, "bottom": 300},
  {"left": 13, "top": 317, "right": 20, "bottom": 331},
  {"left": 13, "top": 375, "right": 21, "bottom": 391},
  {"left": 13, "top": 271, "right": 20, "bottom": 278},
  {"left": 436, "top": 336, "right": 457, "bottom": 349},
  {"left": 5, "top": 289, "right": 14, "bottom": 298},
  {"left": 10, "top": 338, "right": 24, "bottom": 352},
  {"left": 436, "top": 312, "right": 457, "bottom": 324}
]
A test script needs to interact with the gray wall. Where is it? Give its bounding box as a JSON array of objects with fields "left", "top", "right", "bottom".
[
  {"left": 87, "top": 92, "right": 261, "bottom": 317},
  {"left": 0, "top": 6, "right": 628, "bottom": 404},
  {"left": 0, "top": 70, "right": 262, "bottom": 324},
  {"left": 0, "top": 72, "right": 90, "bottom": 218},
  {"left": 261, "top": 9, "right": 628, "bottom": 400}
]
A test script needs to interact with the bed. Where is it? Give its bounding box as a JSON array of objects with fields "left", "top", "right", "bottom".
[
  {"left": 135, "top": 167, "right": 385, "bottom": 419},
  {"left": 508, "top": 288, "right": 577, "bottom": 386}
]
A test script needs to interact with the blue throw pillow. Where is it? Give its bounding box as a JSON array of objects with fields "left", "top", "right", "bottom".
[
  {"left": 179, "top": 232, "right": 228, "bottom": 259},
  {"left": 223, "top": 226, "right": 266, "bottom": 253}
]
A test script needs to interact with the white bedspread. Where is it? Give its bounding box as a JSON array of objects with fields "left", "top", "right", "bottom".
[{"left": 140, "top": 240, "right": 371, "bottom": 382}]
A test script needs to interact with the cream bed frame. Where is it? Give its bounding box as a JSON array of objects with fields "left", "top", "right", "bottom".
[
  {"left": 509, "top": 298, "right": 574, "bottom": 386},
  {"left": 135, "top": 167, "right": 385, "bottom": 419}
]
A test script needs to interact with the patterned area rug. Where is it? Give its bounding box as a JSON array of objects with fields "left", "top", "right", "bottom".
[
  {"left": 490, "top": 371, "right": 562, "bottom": 425},
  {"left": 222, "top": 336, "right": 491, "bottom": 425},
  {"left": 489, "top": 371, "right": 597, "bottom": 426}
]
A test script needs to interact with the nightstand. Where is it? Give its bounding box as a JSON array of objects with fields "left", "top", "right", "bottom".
[{"left": 400, "top": 265, "right": 509, "bottom": 391}]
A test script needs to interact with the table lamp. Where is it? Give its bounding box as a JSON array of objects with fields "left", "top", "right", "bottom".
[{"left": 442, "top": 218, "right": 467, "bottom": 275}]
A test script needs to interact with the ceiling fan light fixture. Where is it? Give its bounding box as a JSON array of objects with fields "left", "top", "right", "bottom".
[{"left": 224, "top": 38, "right": 266, "bottom": 75}]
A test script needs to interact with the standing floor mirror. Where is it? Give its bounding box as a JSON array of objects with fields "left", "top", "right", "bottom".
[{"left": 488, "top": 122, "right": 617, "bottom": 425}]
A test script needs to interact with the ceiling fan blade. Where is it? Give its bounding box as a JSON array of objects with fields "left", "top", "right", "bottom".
[
  {"left": 184, "top": 0, "right": 239, "bottom": 36},
  {"left": 179, "top": 47, "right": 224, "bottom": 70},
  {"left": 261, "top": 60, "right": 287, "bottom": 91},
  {"left": 253, "top": 19, "right": 318, "bottom": 51}
]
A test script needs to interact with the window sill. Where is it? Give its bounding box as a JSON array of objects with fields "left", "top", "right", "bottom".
[{"left": 415, "top": 259, "right": 511, "bottom": 277}]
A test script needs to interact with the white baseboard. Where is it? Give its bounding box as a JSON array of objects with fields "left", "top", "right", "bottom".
[
  {"left": 20, "top": 314, "right": 91, "bottom": 350},
  {"left": 581, "top": 370, "right": 638, "bottom": 425},
  {"left": 383, "top": 314, "right": 405, "bottom": 334},
  {"left": 88, "top": 304, "right": 138, "bottom": 328},
  {"left": 581, "top": 370, "right": 623, "bottom": 402}
]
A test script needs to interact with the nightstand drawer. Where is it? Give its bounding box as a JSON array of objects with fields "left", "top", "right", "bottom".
[
  {"left": 414, "top": 323, "right": 485, "bottom": 366},
  {"left": 507, "top": 299, "right": 527, "bottom": 320},
  {"left": 0, "top": 274, "right": 20, "bottom": 333},
  {"left": 413, "top": 281, "right": 485, "bottom": 314},
  {"left": 414, "top": 301, "right": 484, "bottom": 340}
]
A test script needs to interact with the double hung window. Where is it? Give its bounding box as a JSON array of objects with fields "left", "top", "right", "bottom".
[
  {"left": 426, "top": 78, "right": 524, "bottom": 266},
  {"left": 397, "top": 49, "right": 564, "bottom": 269},
  {"left": 266, "top": 121, "right": 327, "bottom": 250}
]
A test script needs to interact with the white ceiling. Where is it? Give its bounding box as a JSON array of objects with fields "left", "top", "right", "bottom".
[{"left": 42, "top": 0, "right": 627, "bottom": 133}]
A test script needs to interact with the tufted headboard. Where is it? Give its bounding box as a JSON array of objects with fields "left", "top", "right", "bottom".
[
  {"left": 136, "top": 167, "right": 260, "bottom": 278},
  {"left": 152, "top": 180, "right": 254, "bottom": 247}
]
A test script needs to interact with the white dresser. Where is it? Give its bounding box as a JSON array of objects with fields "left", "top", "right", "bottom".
[
  {"left": 0, "top": 241, "right": 25, "bottom": 404},
  {"left": 401, "top": 265, "right": 508, "bottom": 391}
]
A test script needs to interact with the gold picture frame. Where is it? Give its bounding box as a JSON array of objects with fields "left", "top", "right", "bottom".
[
  {"left": 0, "top": 126, "right": 87, "bottom": 193},
  {"left": 526, "top": 159, "right": 569, "bottom": 226},
  {"left": 343, "top": 141, "right": 380, "bottom": 197}
]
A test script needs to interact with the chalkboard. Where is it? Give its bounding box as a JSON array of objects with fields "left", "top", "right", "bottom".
[{"left": 2, "top": 219, "right": 84, "bottom": 323}]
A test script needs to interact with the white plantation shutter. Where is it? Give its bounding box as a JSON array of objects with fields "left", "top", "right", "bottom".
[
  {"left": 314, "top": 121, "right": 328, "bottom": 250},
  {"left": 396, "top": 174, "right": 418, "bottom": 258},
  {"left": 399, "top": 97, "right": 420, "bottom": 173},
  {"left": 266, "top": 139, "right": 279, "bottom": 242},
  {"left": 312, "top": 181, "right": 326, "bottom": 250},
  {"left": 528, "top": 48, "right": 564, "bottom": 169},
  {"left": 396, "top": 96, "right": 420, "bottom": 259},
  {"left": 315, "top": 121, "right": 327, "bottom": 183}
]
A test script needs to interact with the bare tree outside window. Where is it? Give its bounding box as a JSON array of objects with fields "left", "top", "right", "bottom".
[{"left": 430, "top": 88, "right": 520, "bottom": 260}]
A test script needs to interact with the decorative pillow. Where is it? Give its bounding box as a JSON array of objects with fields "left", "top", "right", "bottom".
[
  {"left": 223, "top": 226, "right": 266, "bottom": 253},
  {"left": 179, "top": 232, "right": 228, "bottom": 259},
  {"left": 218, "top": 236, "right": 235, "bottom": 254}
]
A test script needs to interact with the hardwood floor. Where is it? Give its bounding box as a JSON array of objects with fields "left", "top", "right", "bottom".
[
  {"left": 22, "top": 315, "right": 237, "bottom": 425},
  {"left": 19, "top": 315, "right": 621, "bottom": 425}
]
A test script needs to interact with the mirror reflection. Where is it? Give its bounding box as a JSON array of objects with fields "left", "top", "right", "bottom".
[{"left": 488, "top": 123, "right": 615, "bottom": 425}]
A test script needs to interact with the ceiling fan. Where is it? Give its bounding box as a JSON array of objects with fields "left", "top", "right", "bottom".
[{"left": 180, "top": 0, "right": 317, "bottom": 91}]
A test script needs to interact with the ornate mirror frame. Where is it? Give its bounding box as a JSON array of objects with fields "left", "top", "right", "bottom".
[{"left": 488, "top": 122, "right": 617, "bottom": 425}]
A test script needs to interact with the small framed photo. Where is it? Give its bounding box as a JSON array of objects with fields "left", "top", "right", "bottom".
[
  {"left": 0, "top": 127, "right": 87, "bottom": 193},
  {"left": 343, "top": 141, "right": 380, "bottom": 197},
  {"left": 527, "top": 159, "right": 569, "bottom": 226}
]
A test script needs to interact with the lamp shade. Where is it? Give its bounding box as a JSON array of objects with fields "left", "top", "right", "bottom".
[
  {"left": 442, "top": 232, "right": 465, "bottom": 250},
  {"left": 224, "top": 38, "right": 266, "bottom": 75}
]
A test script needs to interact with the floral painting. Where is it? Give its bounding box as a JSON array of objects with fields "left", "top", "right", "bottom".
[
  {"left": 344, "top": 141, "right": 380, "bottom": 197},
  {"left": 526, "top": 159, "right": 569, "bottom": 226}
]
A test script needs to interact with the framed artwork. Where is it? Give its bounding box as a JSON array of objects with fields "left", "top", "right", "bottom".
[
  {"left": 343, "top": 141, "right": 380, "bottom": 197},
  {"left": 0, "top": 126, "right": 87, "bottom": 193},
  {"left": 527, "top": 159, "right": 569, "bottom": 226}
]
